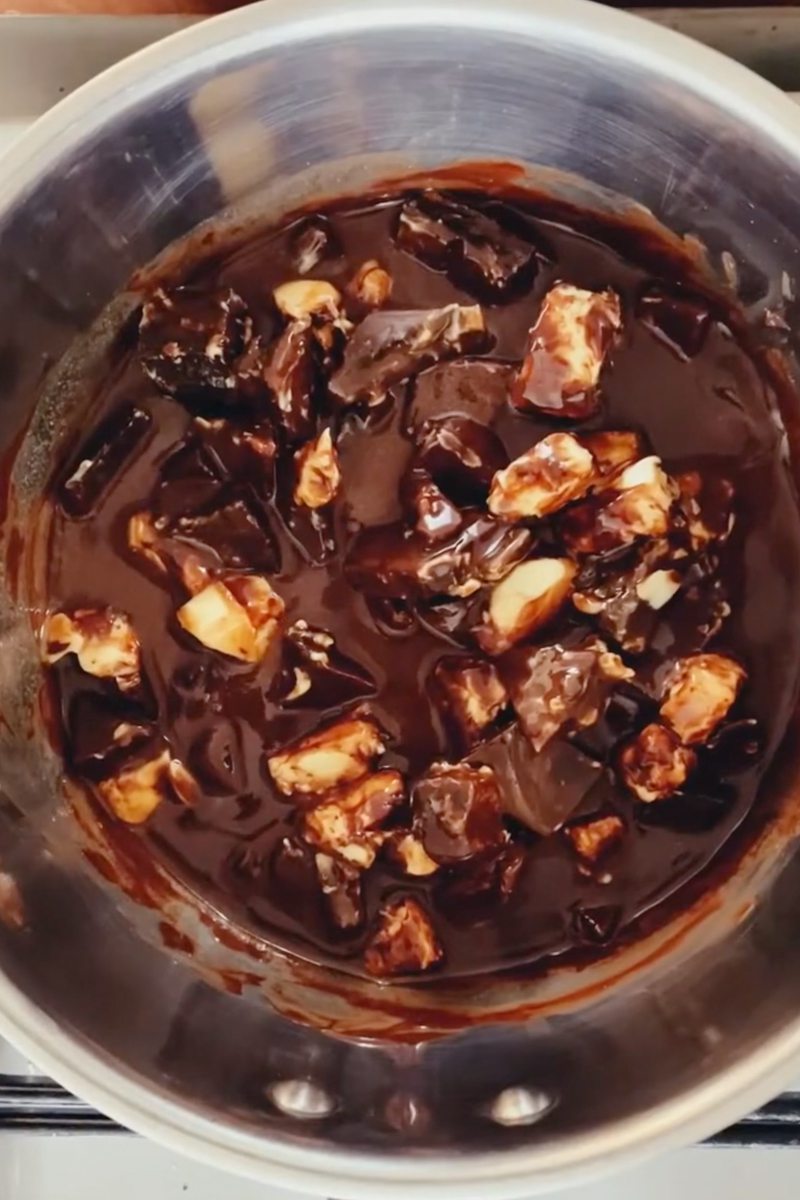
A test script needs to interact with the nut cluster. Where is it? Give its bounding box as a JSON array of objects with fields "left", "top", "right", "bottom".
[{"left": 44, "top": 189, "right": 756, "bottom": 979}]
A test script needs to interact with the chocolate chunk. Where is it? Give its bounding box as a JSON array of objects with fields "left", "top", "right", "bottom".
[
  {"left": 476, "top": 726, "right": 603, "bottom": 836},
  {"left": 572, "top": 904, "right": 621, "bottom": 945},
  {"left": 153, "top": 441, "right": 224, "bottom": 520},
  {"left": 59, "top": 405, "right": 153, "bottom": 518},
  {"left": 263, "top": 319, "right": 319, "bottom": 442},
  {"left": 168, "top": 495, "right": 280, "bottom": 574},
  {"left": 364, "top": 596, "right": 420, "bottom": 639},
  {"left": 269, "top": 620, "right": 376, "bottom": 710},
  {"left": 416, "top": 416, "right": 507, "bottom": 505},
  {"left": 506, "top": 640, "right": 632, "bottom": 752},
  {"left": 638, "top": 289, "right": 712, "bottom": 360},
  {"left": 192, "top": 415, "right": 277, "bottom": 500},
  {"left": 437, "top": 844, "right": 525, "bottom": 921},
  {"left": 188, "top": 722, "right": 245, "bottom": 793},
  {"left": 396, "top": 192, "right": 535, "bottom": 300},
  {"left": 412, "top": 761, "right": 505, "bottom": 864},
  {"left": 345, "top": 512, "right": 533, "bottom": 601},
  {"left": 329, "top": 304, "right": 490, "bottom": 407},
  {"left": 67, "top": 693, "right": 155, "bottom": 781},
  {"left": 289, "top": 215, "right": 341, "bottom": 274},
  {"left": 415, "top": 595, "right": 481, "bottom": 645},
  {"left": 139, "top": 286, "right": 251, "bottom": 402},
  {"left": 431, "top": 656, "right": 509, "bottom": 751},
  {"left": 568, "top": 681, "right": 657, "bottom": 761},
  {"left": 315, "top": 852, "right": 364, "bottom": 931},
  {"left": 400, "top": 466, "right": 463, "bottom": 542},
  {"left": 409, "top": 359, "right": 514, "bottom": 432},
  {"left": 573, "top": 550, "right": 683, "bottom": 654}
]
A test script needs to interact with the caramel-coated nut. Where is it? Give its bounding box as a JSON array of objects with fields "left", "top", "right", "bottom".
[
  {"left": 267, "top": 714, "right": 385, "bottom": 796},
  {"left": 42, "top": 608, "right": 141, "bottom": 693},
  {"left": 660, "top": 653, "right": 746, "bottom": 744},
  {"left": 488, "top": 432, "right": 595, "bottom": 521},
  {"left": 349, "top": 260, "right": 393, "bottom": 307},
  {"left": 475, "top": 557, "right": 576, "bottom": 654},
  {"left": 176, "top": 575, "right": 284, "bottom": 663},
  {"left": 619, "top": 722, "right": 697, "bottom": 803},
  {"left": 303, "top": 770, "right": 405, "bottom": 868},
  {"left": 273, "top": 279, "right": 342, "bottom": 321},
  {"left": 564, "top": 814, "right": 625, "bottom": 863},
  {"left": 364, "top": 897, "right": 443, "bottom": 976},
  {"left": 293, "top": 428, "right": 342, "bottom": 509}
]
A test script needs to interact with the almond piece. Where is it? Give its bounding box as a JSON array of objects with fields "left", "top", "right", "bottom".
[
  {"left": 364, "top": 897, "right": 443, "bottom": 977},
  {"left": 512, "top": 284, "right": 622, "bottom": 419},
  {"left": 432, "top": 656, "right": 508, "bottom": 750},
  {"left": 580, "top": 430, "right": 644, "bottom": 477},
  {"left": 176, "top": 575, "right": 284, "bottom": 663},
  {"left": 293, "top": 428, "right": 342, "bottom": 508},
  {"left": 660, "top": 653, "right": 746, "bottom": 744},
  {"left": 564, "top": 814, "right": 625, "bottom": 863},
  {"left": 618, "top": 723, "right": 697, "bottom": 803},
  {"left": 385, "top": 832, "right": 440, "bottom": 876},
  {"left": 267, "top": 714, "right": 385, "bottom": 796},
  {"left": 42, "top": 608, "right": 141, "bottom": 693},
  {"left": 475, "top": 558, "right": 576, "bottom": 654},
  {"left": 273, "top": 279, "right": 342, "bottom": 321},
  {"left": 303, "top": 770, "right": 405, "bottom": 868},
  {"left": 349, "top": 260, "right": 393, "bottom": 307},
  {"left": 488, "top": 432, "right": 595, "bottom": 520},
  {"left": 96, "top": 749, "right": 172, "bottom": 824}
]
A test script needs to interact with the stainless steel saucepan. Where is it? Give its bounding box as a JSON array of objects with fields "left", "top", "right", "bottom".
[{"left": 1, "top": 2, "right": 800, "bottom": 1195}]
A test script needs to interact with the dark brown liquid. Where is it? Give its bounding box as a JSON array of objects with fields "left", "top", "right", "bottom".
[{"left": 42, "top": 190, "right": 800, "bottom": 980}]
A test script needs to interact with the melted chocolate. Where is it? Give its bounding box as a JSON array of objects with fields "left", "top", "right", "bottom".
[{"left": 39, "top": 188, "right": 800, "bottom": 981}]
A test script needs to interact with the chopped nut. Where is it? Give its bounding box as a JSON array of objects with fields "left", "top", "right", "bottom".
[
  {"left": 413, "top": 761, "right": 505, "bottom": 864},
  {"left": 42, "top": 608, "right": 141, "bottom": 693},
  {"left": 267, "top": 714, "right": 385, "bottom": 796},
  {"left": 475, "top": 557, "right": 576, "bottom": 655},
  {"left": 636, "top": 568, "right": 682, "bottom": 610},
  {"left": 176, "top": 575, "right": 284, "bottom": 663},
  {"left": 488, "top": 432, "right": 595, "bottom": 520},
  {"left": 293, "top": 428, "right": 342, "bottom": 508},
  {"left": 273, "top": 279, "right": 342, "bottom": 321},
  {"left": 618, "top": 722, "right": 697, "bottom": 802},
  {"left": 96, "top": 749, "right": 172, "bottom": 824},
  {"left": 562, "top": 455, "right": 677, "bottom": 555},
  {"left": 330, "top": 304, "right": 489, "bottom": 407},
  {"left": 676, "top": 471, "right": 735, "bottom": 551},
  {"left": 364, "top": 897, "right": 443, "bottom": 977},
  {"left": 512, "top": 283, "right": 622, "bottom": 419},
  {"left": 580, "top": 430, "right": 643, "bottom": 478},
  {"left": 349, "top": 259, "right": 393, "bottom": 307},
  {"left": 660, "top": 653, "right": 746, "bottom": 744},
  {"left": 564, "top": 814, "right": 625, "bottom": 864},
  {"left": 385, "top": 831, "right": 440, "bottom": 876},
  {"left": 315, "top": 852, "right": 364, "bottom": 930},
  {"left": 432, "top": 656, "right": 508, "bottom": 750},
  {"left": 303, "top": 770, "right": 404, "bottom": 867},
  {"left": 507, "top": 639, "right": 633, "bottom": 751}
]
